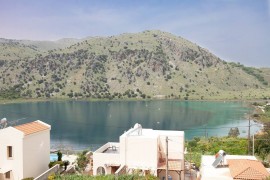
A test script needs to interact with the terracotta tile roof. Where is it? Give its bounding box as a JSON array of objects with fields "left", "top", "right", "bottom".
[
  {"left": 227, "top": 159, "right": 269, "bottom": 180},
  {"left": 14, "top": 121, "right": 50, "bottom": 136},
  {"left": 158, "top": 160, "right": 182, "bottom": 171}
]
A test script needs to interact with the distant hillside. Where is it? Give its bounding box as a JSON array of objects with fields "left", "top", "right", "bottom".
[
  {"left": 0, "top": 38, "right": 82, "bottom": 60},
  {"left": 0, "top": 30, "right": 269, "bottom": 100},
  {"left": 18, "top": 38, "right": 83, "bottom": 51}
]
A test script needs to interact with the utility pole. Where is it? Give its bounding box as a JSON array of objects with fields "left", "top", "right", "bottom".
[
  {"left": 190, "top": 148, "right": 193, "bottom": 180},
  {"left": 166, "top": 136, "right": 168, "bottom": 180},
  {"left": 248, "top": 115, "right": 251, "bottom": 155},
  {"left": 252, "top": 134, "right": 255, "bottom": 156},
  {"left": 204, "top": 125, "right": 206, "bottom": 138}
]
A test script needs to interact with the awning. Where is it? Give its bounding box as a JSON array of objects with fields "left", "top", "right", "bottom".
[{"left": 158, "top": 160, "right": 182, "bottom": 171}]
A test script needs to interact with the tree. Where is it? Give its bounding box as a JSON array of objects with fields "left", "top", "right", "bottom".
[
  {"left": 76, "top": 150, "right": 89, "bottom": 172},
  {"left": 57, "top": 151, "right": 62, "bottom": 161},
  {"left": 255, "top": 129, "right": 270, "bottom": 161},
  {"left": 63, "top": 160, "right": 70, "bottom": 170},
  {"left": 228, "top": 127, "right": 240, "bottom": 137}
]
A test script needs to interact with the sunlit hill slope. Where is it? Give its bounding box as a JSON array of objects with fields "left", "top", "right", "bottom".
[{"left": 0, "top": 30, "right": 269, "bottom": 100}]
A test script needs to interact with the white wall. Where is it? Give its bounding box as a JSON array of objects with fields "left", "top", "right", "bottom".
[
  {"left": 0, "top": 127, "right": 24, "bottom": 180},
  {"left": 93, "top": 143, "right": 120, "bottom": 175},
  {"left": 158, "top": 133, "right": 185, "bottom": 180},
  {"left": 120, "top": 135, "right": 126, "bottom": 166},
  {"left": 94, "top": 128, "right": 184, "bottom": 179},
  {"left": 23, "top": 129, "right": 50, "bottom": 178},
  {"left": 93, "top": 153, "right": 120, "bottom": 175},
  {"left": 124, "top": 136, "right": 158, "bottom": 169},
  {"left": 159, "top": 135, "right": 185, "bottom": 159}
]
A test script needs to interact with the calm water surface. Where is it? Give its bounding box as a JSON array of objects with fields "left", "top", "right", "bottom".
[{"left": 0, "top": 100, "right": 261, "bottom": 150}]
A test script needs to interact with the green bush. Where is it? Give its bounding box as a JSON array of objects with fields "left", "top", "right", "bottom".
[
  {"left": 186, "top": 136, "right": 248, "bottom": 168},
  {"left": 63, "top": 160, "right": 70, "bottom": 170},
  {"left": 48, "top": 173, "right": 55, "bottom": 180},
  {"left": 0, "top": 84, "right": 23, "bottom": 99},
  {"left": 49, "top": 161, "right": 64, "bottom": 168},
  {"left": 228, "top": 127, "right": 240, "bottom": 137},
  {"left": 76, "top": 150, "right": 88, "bottom": 171}
]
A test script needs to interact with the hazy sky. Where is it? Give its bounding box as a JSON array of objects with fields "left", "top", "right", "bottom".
[{"left": 0, "top": 0, "right": 269, "bottom": 67}]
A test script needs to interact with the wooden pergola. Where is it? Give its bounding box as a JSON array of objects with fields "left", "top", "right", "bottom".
[{"left": 157, "top": 160, "right": 184, "bottom": 180}]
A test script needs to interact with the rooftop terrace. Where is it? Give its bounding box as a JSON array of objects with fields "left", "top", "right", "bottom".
[{"left": 95, "top": 142, "right": 120, "bottom": 154}]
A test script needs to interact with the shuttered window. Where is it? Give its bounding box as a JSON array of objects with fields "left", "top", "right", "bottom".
[{"left": 7, "top": 146, "right": 13, "bottom": 158}]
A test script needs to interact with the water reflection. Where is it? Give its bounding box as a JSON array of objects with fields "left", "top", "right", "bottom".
[{"left": 0, "top": 100, "right": 261, "bottom": 150}]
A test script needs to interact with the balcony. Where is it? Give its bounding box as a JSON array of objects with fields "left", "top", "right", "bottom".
[{"left": 94, "top": 142, "right": 120, "bottom": 166}]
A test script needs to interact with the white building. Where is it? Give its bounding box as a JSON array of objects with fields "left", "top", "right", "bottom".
[
  {"left": 93, "top": 124, "right": 185, "bottom": 180},
  {"left": 0, "top": 120, "right": 51, "bottom": 180},
  {"left": 200, "top": 154, "right": 270, "bottom": 180}
]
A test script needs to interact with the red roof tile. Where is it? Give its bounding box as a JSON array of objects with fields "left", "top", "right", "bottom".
[
  {"left": 14, "top": 121, "right": 50, "bottom": 136},
  {"left": 227, "top": 159, "right": 269, "bottom": 180}
]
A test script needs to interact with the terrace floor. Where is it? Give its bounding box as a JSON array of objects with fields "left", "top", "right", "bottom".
[{"left": 103, "top": 146, "right": 120, "bottom": 154}]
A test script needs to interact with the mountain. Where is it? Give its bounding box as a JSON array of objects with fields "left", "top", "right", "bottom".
[
  {"left": 0, "top": 38, "right": 83, "bottom": 60},
  {"left": 0, "top": 30, "right": 269, "bottom": 100}
]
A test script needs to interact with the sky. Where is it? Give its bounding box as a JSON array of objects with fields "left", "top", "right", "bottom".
[{"left": 0, "top": 0, "right": 269, "bottom": 67}]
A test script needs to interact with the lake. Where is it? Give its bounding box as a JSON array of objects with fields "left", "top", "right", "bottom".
[{"left": 0, "top": 100, "right": 261, "bottom": 150}]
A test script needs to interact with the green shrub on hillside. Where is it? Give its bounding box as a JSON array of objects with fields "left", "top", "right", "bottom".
[
  {"left": 187, "top": 136, "right": 247, "bottom": 155},
  {"left": 186, "top": 136, "right": 248, "bottom": 167},
  {"left": 229, "top": 62, "right": 268, "bottom": 85},
  {"left": 0, "top": 84, "right": 23, "bottom": 99}
]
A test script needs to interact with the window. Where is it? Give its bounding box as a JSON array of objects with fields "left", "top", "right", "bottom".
[
  {"left": 7, "top": 146, "right": 13, "bottom": 158},
  {"left": 5, "top": 171, "right": 11, "bottom": 179}
]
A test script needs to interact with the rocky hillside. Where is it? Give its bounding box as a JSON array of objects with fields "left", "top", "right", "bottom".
[{"left": 0, "top": 30, "right": 269, "bottom": 100}]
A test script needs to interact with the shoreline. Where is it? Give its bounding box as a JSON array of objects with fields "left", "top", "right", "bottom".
[
  {"left": 248, "top": 102, "right": 270, "bottom": 134},
  {"left": 0, "top": 97, "right": 267, "bottom": 105}
]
